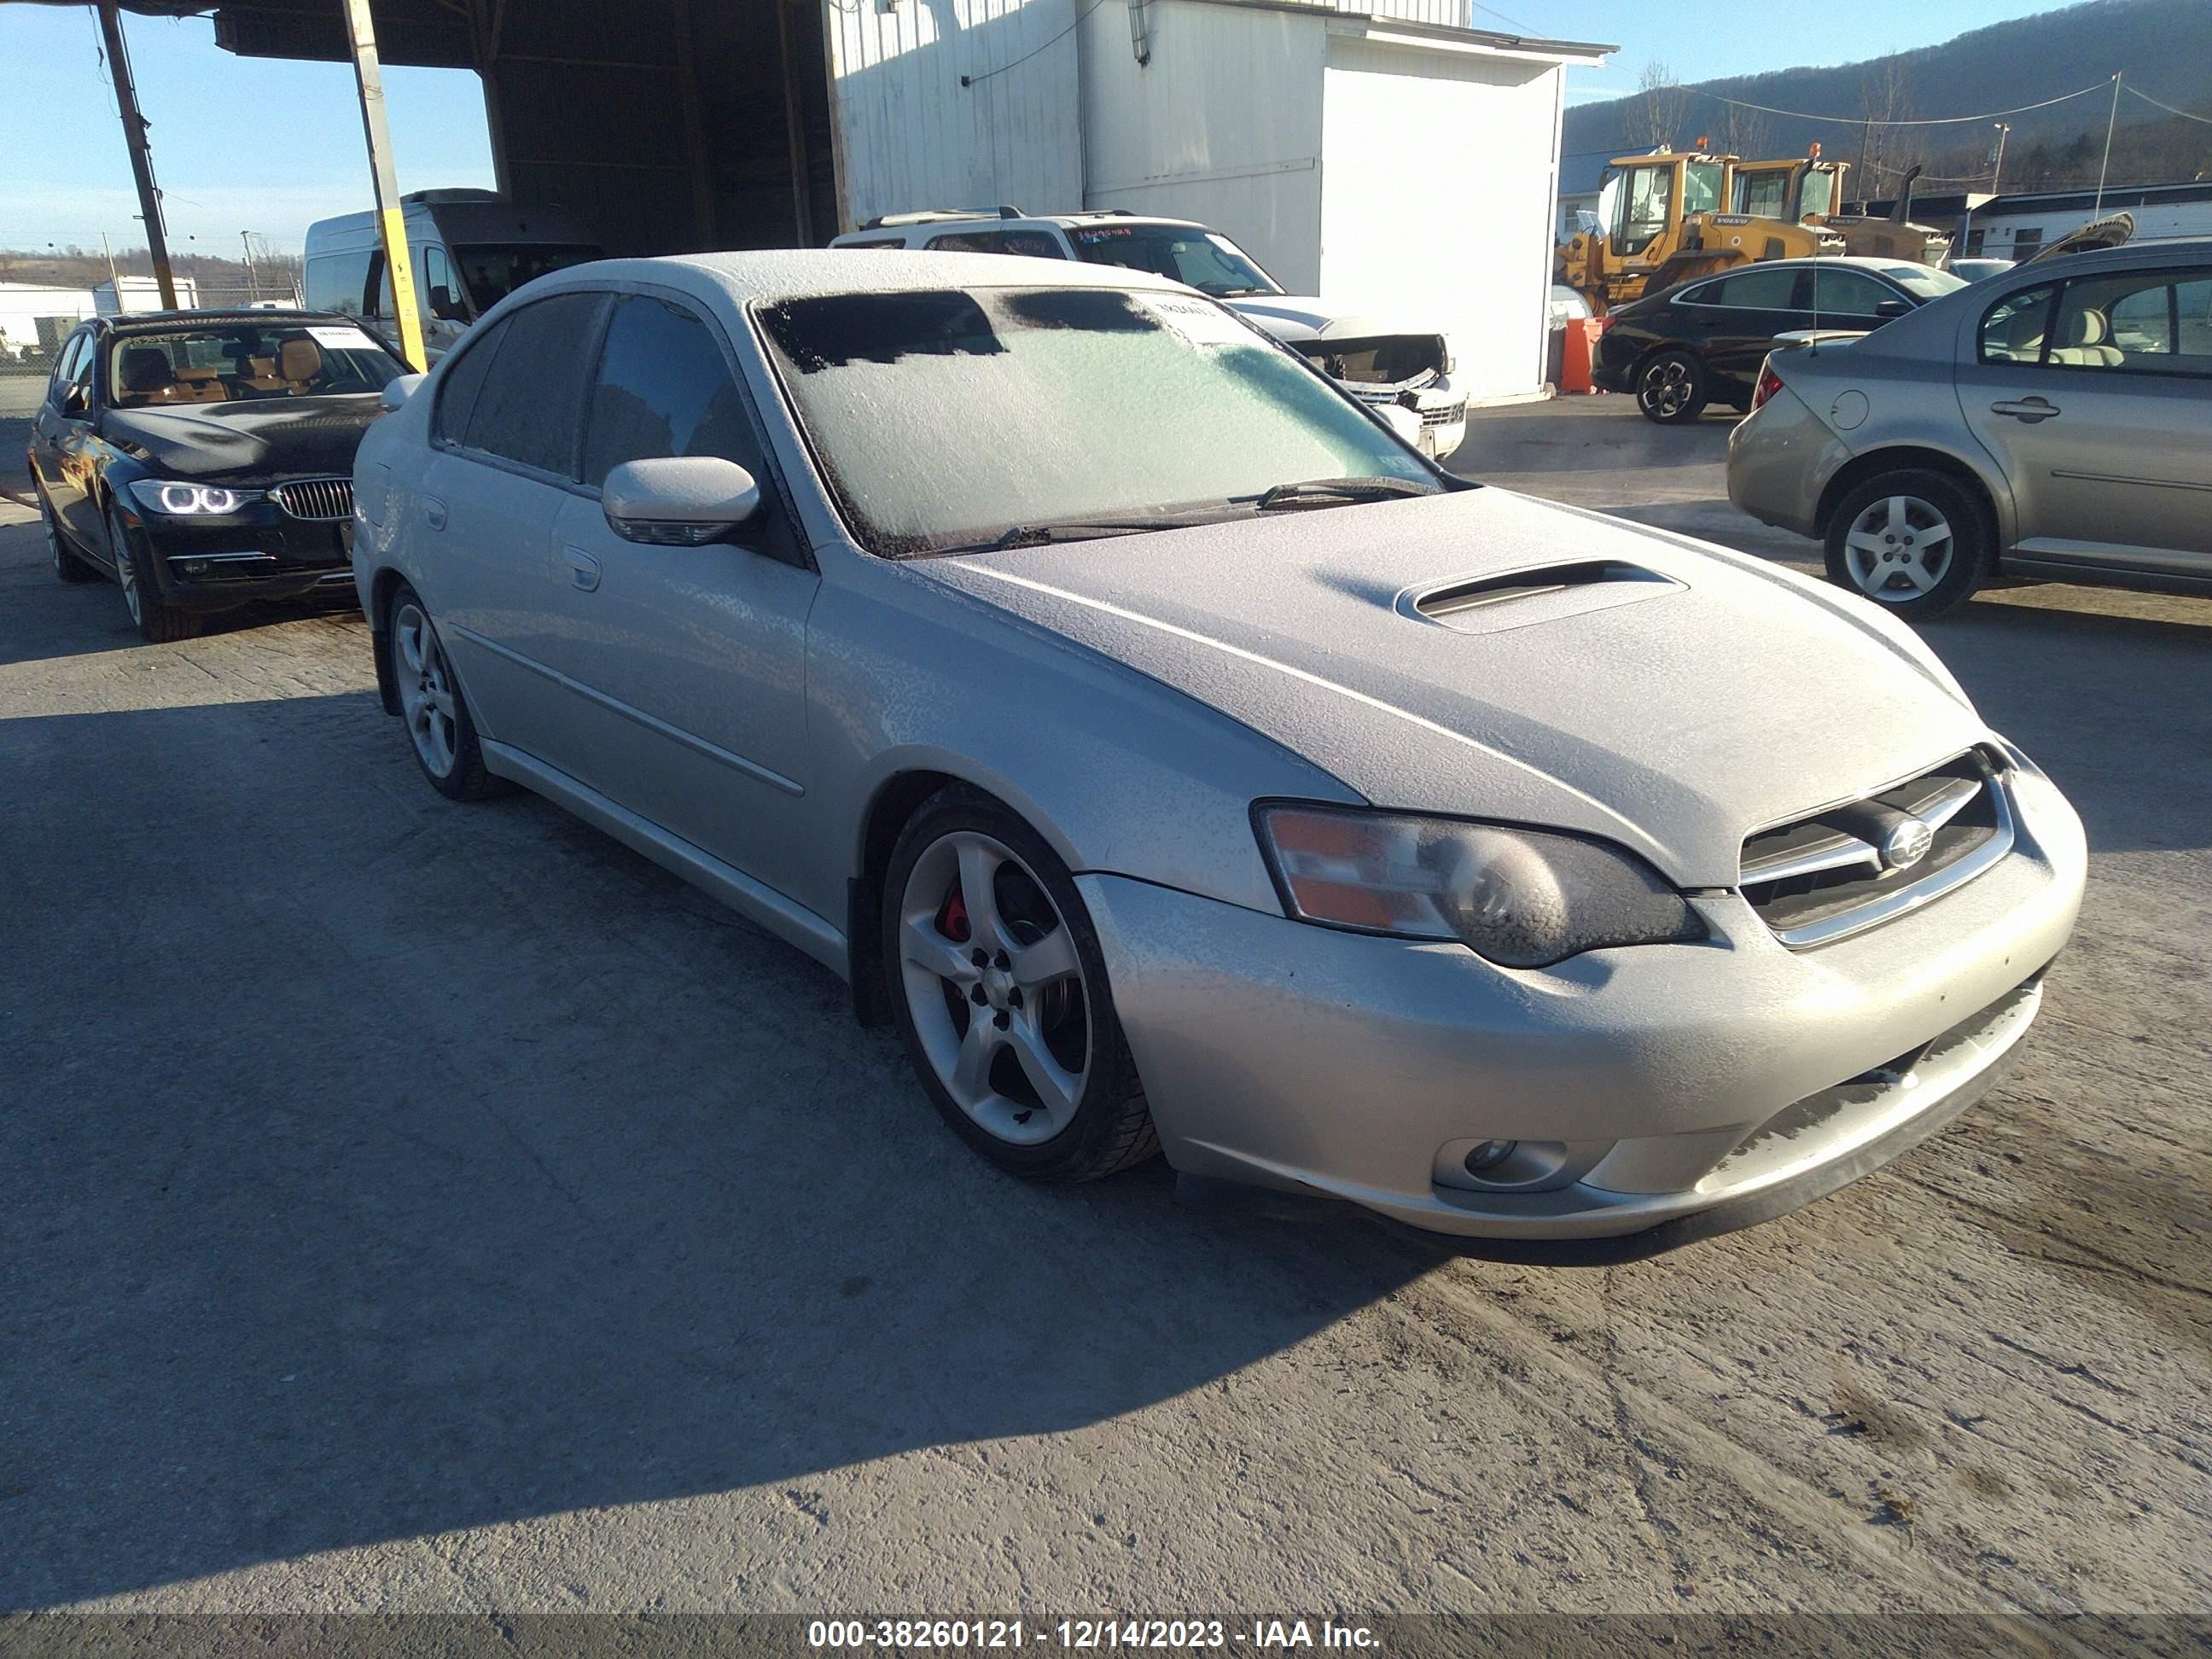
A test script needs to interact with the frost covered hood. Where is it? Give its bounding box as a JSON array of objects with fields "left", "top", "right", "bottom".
[
  {"left": 920, "top": 487, "right": 1982, "bottom": 887},
  {"left": 99, "top": 396, "right": 383, "bottom": 481}
]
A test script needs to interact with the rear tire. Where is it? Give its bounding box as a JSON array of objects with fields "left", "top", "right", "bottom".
[
  {"left": 883, "top": 786, "right": 1158, "bottom": 1184},
  {"left": 1823, "top": 469, "right": 1991, "bottom": 622},
  {"left": 44, "top": 492, "right": 98, "bottom": 583},
  {"left": 387, "top": 581, "right": 505, "bottom": 801},
  {"left": 108, "top": 504, "right": 201, "bottom": 643},
  {"left": 1635, "top": 349, "right": 1708, "bottom": 424}
]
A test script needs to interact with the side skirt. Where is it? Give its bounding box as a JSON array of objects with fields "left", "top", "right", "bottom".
[{"left": 480, "top": 738, "right": 851, "bottom": 981}]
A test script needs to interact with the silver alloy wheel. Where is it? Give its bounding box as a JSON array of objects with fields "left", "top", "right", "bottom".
[
  {"left": 1639, "top": 357, "right": 1695, "bottom": 419},
  {"left": 898, "top": 830, "right": 1091, "bottom": 1146},
  {"left": 1842, "top": 494, "right": 1955, "bottom": 602},
  {"left": 393, "top": 601, "right": 460, "bottom": 778}
]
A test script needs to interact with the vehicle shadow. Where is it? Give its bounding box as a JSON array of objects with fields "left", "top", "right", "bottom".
[
  {"left": 1454, "top": 399, "right": 1731, "bottom": 477},
  {"left": 0, "top": 690, "right": 1436, "bottom": 1608}
]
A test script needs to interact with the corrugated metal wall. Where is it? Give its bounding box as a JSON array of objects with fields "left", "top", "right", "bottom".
[
  {"left": 1078, "top": 0, "right": 1328, "bottom": 292},
  {"left": 826, "top": 0, "right": 1086, "bottom": 229}
]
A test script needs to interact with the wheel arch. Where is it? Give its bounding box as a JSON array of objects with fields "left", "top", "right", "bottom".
[
  {"left": 1814, "top": 445, "right": 2005, "bottom": 547},
  {"left": 367, "top": 566, "right": 410, "bottom": 715}
]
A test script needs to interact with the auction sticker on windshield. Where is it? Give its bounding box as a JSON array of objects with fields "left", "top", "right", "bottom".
[
  {"left": 306, "top": 325, "right": 380, "bottom": 352},
  {"left": 1135, "top": 294, "right": 1252, "bottom": 349}
]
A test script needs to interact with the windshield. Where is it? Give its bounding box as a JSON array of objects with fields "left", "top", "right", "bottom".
[
  {"left": 1683, "top": 160, "right": 1725, "bottom": 217},
  {"left": 107, "top": 321, "right": 404, "bottom": 409},
  {"left": 1065, "top": 224, "right": 1283, "bottom": 297},
  {"left": 756, "top": 286, "right": 1435, "bottom": 557},
  {"left": 1880, "top": 265, "right": 1970, "bottom": 300},
  {"left": 1800, "top": 168, "right": 1837, "bottom": 218},
  {"left": 452, "top": 242, "right": 602, "bottom": 308}
]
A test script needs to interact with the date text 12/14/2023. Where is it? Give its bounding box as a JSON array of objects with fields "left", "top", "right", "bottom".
[{"left": 807, "top": 1621, "right": 1380, "bottom": 1650}]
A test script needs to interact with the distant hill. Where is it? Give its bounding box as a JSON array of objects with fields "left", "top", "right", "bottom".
[{"left": 1562, "top": 0, "right": 2212, "bottom": 200}]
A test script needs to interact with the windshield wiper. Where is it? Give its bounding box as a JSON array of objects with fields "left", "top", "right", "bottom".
[
  {"left": 1250, "top": 476, "right": 1439, "bottom": 512},
  {"left": 940, "top": 517, "right": 1210, "bottom": 556}
]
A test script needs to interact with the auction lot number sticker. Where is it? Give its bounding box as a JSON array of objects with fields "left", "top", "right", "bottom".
[{"left": 810, "top": 1621, "right": 1377, "bottom": 1650}]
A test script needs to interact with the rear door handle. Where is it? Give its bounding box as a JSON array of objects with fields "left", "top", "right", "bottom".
[
  {"left": 1991, "top": 398, "right": 2059, "bottom": 422},
  {"left": 422, "top": 495, "right": 447, "bottom": 531},
  {"left": 561, "top": 545, "right": 602, "bottom": 592}
]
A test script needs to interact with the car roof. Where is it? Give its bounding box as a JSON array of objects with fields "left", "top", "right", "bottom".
[
  {"left": 527, "top": 248, "right": 1195, "bottom": 307},
  {"left": 96, "top": 308, "right": 354, "bottom": 332},
  {"left": 1703, "top": 255, "right": 1948, "bottom": 274}
]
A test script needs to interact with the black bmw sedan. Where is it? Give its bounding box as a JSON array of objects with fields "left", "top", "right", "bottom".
[
  {"left": 28, "top": 310, "right": 410, "bottom": 642},
  {"left": 1592, "top": 257, "right": 1967, "bottom": 425}
]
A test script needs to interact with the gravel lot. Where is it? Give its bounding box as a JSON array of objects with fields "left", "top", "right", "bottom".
[{"left": 3, "top": 397, "right": 2208, "bottom": 1619}]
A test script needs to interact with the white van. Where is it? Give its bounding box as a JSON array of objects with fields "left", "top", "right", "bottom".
[{"left": 302, "top": 189, "right": 603, "bottom": 359}]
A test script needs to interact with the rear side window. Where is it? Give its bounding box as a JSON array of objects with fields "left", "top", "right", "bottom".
[
  {"left": 1979, "top": 283, "right": 2058, "bottom": 364},
  {"left": 445, "top": 292, "right": 607, "bottom": 476},
  {"left": 923, "top": 229, "right": 1067, "bottom": 259},
  {"left": 1806, "top": 267, "right": 1897, "bottom": 319},
  {"left": 432, "top": 315, "right": 507, "bottom": 446},
  {"left": 1707, "top": 267, "right": 1801, "bottom": 309},
  {"left": 304, "top": 250, "right": 372, "bottom": 316},
  {"left": 2047, "top": 268, "right": 2212, "bottom": 375}
]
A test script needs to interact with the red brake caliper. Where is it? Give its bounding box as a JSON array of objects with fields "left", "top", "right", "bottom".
[{"left": 936, "top": 883, "right": 971, "bottom": 945}]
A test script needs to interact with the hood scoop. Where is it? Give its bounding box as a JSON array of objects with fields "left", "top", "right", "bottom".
[{"left": 1403, "top": 560, "right": 1680, "bottom": 636}]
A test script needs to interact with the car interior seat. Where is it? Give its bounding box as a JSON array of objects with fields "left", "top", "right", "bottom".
[
  {"left": 2052, "top": 308, "right": 2124, "bottom": 366},
  {"left": 116, "top": 346, "right": 182, "bottom": 405},
  {"left": 277, "top": 336, "right": 327, "bottom": 390},
  {"left": 2001, "top": 306, "right": 2047, "bottom": 363}
]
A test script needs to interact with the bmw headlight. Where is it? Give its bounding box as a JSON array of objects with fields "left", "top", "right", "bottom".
[
  {"left": 127, "top": 480, "right": 261, "bottom": 515},
  {"left": 1255, "top": 804, "right": 1703, "bottom": 969}
]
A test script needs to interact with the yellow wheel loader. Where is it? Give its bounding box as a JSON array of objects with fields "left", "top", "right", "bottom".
[
  {"left": 1556, "top": 147, "right": 1844, "bottom": 315},
  {"left": 1730, "top": 149, "right": 1952, "bottom": 266}
]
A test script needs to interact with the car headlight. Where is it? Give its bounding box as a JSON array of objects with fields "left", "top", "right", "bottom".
[
  {"left": 1254, "top": 804, "right": 1703, "bottom": 969},
  {"left": 127, "top": 480, "right": 261, "bottom": 515}
]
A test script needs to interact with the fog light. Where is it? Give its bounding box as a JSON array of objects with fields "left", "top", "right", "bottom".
[
  {"left": 183, "top": 559, "right": 209, "bottom": 575},
  {"left": 1464, "top": 1139, "right": 1517, "bottom": 1175}
]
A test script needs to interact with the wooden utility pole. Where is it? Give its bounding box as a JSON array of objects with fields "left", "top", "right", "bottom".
[
  {"left": 95, "top": 0, "right": 179, "bottom": 311},
  {"left": 343, "top": 0, "right": 427, "bottom": 370}
]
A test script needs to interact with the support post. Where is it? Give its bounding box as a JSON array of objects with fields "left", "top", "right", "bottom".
[
  {"left": 2093, "top": 73, "right": 2121, "bottom": 217},
  {"left": 343, "top": 0, "right": 428, "bottom": 370},
  {"left": 775, "top": 0, "right": 814, "bottom": 246},
  {"left": 95, "top": 0, "right": 178, "bottom": 311}
]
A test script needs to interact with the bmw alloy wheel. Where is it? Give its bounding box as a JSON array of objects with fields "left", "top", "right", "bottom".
[
  {"left": 1842, "top": 495, "right": 1955, "bottom": 603},
  {"left": 1639, "top": 358, "right": 1695, "bottom": 419},
  {"left": 393, "top": 600, "right": 459, "bottom": 778},
  {"left": 896, "top": 830, "right": 1091, "bottom": 1146}
]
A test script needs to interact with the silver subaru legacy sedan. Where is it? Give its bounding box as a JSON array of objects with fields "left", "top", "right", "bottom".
[{"left": 352, "top": 251, "right": 2085, "bottom": 1255}]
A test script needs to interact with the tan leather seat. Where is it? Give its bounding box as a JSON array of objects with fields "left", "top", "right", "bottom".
[
  {"left": 278, "top": 336, "right": 326, "bottom": 388},
  {"left": 240, "top": 354, "right": 285, "bottom": 393},
  {"left": 2051, "top": 309, "right": 2124, "bottom": 366},
  {"left": 116, "top": 345, "right": 179, "bottom": 406},
  {"left": 172, "top": 367, "right": 230, "bottom": 404}
]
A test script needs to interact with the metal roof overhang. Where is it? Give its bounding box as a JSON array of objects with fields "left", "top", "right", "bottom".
[{"left": 5, "top": 0, "right": 480, "bottom": 67}]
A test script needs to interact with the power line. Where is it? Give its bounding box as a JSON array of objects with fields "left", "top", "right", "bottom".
[
  {"left": 961, "top": 0, "right": 1111, "bottom": 89},
  {"left": 1467, "top": 0, "right": 1535, "bottom": 31},
  {"left": 2125, "top": 83, "right": 2212, "bottom": 126},
  {"left": 1696, "top": 78, "right": 2114, "bottom": 128}
]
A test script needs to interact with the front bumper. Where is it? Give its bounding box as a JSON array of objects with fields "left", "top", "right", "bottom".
[
  {"left": 1076, "top": 762, "right": 2084, "bottom": 1248},
  {"left": 115, "top": 498, "right": 355, "bottom": 613}
]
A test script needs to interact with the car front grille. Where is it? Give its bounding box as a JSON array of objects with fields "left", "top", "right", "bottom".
[
  {"left": 270, "top": 476, "right": 354, "bottom": 522},
  {"left": 1739, "top": 751, "right": 2014, "bottom": 948},
  {"left": 1420, "top": 402, "right": 1468, "bottom": 428}
]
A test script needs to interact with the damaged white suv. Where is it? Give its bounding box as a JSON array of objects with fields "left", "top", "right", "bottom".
[{"left": 830, "top": 209, "right": 1469, "bottom": 460}]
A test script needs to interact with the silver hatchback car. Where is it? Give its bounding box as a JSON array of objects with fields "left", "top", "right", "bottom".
[
  {"left": 353, "top": 252, "right": 2083, "bottom": 1255},
  {"left": 1729, "top": 239, "right": 2212, "bottom": 620}
]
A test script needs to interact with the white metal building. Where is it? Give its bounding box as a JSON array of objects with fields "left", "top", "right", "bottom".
[
  {"left": 826, "top": 0, "right": 1610, "bottom": 404},
  {"left": 1957, "top": 182, "right": 2212, "bottom": 261}
]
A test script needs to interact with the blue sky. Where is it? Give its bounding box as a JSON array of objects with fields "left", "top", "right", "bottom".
[{"left": 3, "top": 0, "right": 2078, "bottom": 253}]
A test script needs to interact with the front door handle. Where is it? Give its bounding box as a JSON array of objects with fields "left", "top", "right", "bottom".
[
  {"left": 422, "top": 495, "right": 447, "bottom": 531},
  {"left": 561, "top": 546, "right": 601, "bottom": 592},
  {"left": 1991, "top": 397, "right": 2060, "bottom": 423}
]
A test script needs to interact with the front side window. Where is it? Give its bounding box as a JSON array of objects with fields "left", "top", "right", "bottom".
[
  {"left": 442, "top": 291, "right": 606, "bottom": 474},
  {"left": 1681, "top": 160, "right": 1724, "bottom": 218},
  {"left": 755, "top": 285, "right": 1434, "bottom": 558},
  {"left": 1736, "top": 171, "right": 1790, "bottom": 220},
  {"left": 583, "top": 296, "right": 764, "bottom": 487},
  {"left": 1798, "top": 169, "right": 1837, "bottom": 219},
  {"left": 925, "top": 230, "right": 1067, "bottom": 259},
  {"left": 418, "top": 245, "right": 466, "bottom": 322},
  {"left": 1877, "top": 265, "right": 1968, "bottom": 301},
  {"left": 107, "top": 322, "right": 404, "bottom": 409},
  {"left": 451, "top": 243, "right": 602, "bottom": 310},
  {"left": 1067, "top": 225, "right": 1281, "bottom": 298},
  {"left": 1979, "top": 282, "right": 2058, "bottom": 364},
  {"left": 49, "top": 332, "right": 90, "bottom": 400},
  {"left": 1806, "top": 267, "right": 1898, "bottom": 319}
]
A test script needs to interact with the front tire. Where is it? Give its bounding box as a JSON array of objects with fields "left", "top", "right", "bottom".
[
  {"left": 108, "top": 504, "right": 201, "bottom": 643},
  {"left": 1636, "top": 349, "right": 1708, "bottom": 424},
  {"left": 387, "top": 582, "right": 504, "bottom": 800},
  {"left": 883, "top": 787, "right": 1158, "bottom": 1184},
  {"left": 44, "top": 492, "right": 98, "bottom": 583},
  {"left": 1824, "top": 469, "right": 1991, "bottom": 621}
]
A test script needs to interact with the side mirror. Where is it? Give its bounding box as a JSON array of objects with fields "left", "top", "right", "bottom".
[
  {"left": 602, "top": 456, "right": 761, "bottom": 544},
  {"left": 61, "top": 383, "right": 90, "bottom": 417},
  {"left": 379, "top": 373, "right": 424, "bottom": 412},
  {"left": 1874, "top": 298, "right": 1912, "bottom": 319},
  {"left": 428, "top": 285, "right": 465, "bottom": 322}
]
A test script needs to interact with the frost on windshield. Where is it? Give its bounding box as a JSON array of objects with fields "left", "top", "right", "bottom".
[{"left": 758, "top": 288, "right": 1430, "bottom": 556}]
